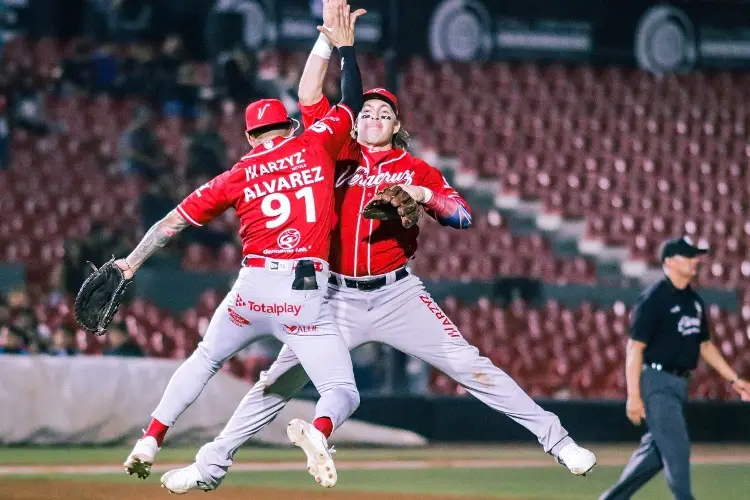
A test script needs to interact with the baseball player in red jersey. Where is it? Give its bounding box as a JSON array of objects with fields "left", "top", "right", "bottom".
[
  {"left": 158, "top": 0, "right": 595, "bottom": 488},
  {"left": 120, "top": 5, "right": 366, "bottom": 492}
]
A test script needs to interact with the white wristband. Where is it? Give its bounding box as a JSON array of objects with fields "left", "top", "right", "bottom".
[
  {"left": 311, "top": 32, "right": 334, "bottom": 60},
  {"left": 422, "top": 187, "right": 433, "bottom": 204}
]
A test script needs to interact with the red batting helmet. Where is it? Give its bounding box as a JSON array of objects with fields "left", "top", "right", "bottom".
[
  {"left": 362, "top": 88, "right": 399, "bottom": 116},
  {"left": 245, "top": 99, "right": 291, "bottom": 133}
]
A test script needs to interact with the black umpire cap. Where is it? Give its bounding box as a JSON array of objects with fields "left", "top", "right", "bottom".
[{"left": 659, "top": 236, "right": 709, "bottom": 262}]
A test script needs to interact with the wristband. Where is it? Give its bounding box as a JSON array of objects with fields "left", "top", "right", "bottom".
[
  {"left": 422, "top": 187, "right": 433, "bottom": 204},
  {"left": 311, "top": 32, "right": 333, "bottom": 60}
]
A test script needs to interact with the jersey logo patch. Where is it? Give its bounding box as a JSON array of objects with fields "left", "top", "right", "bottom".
[
  {"left": 677, "top": 315, "right": 701, "bottom": 336},
  {"left": 227, "top": 307, "right": 250, "bottom": 327},
  {"left": 337, "top": 166, "right": 415, "bottom": 189},
  {"left": 309, "top": 120, "right": 333, "bottom": 134},
  {"left": 277, "top": 228, "right": 301, "bottom": 250},
  {"left": 235, "top": 294, "right": 246, "bottom": 307},
  {"left": 257, "top": 103, "right": 271, "bottom": 119},
  {"left": 283, "top": 324, "right": 317, "bottom": 334}
]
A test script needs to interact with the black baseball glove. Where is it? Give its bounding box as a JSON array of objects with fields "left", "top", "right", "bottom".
[
  {"left": 361, "top": 185, "right": 422, "bottom": 229},
  {"left": 74, "top": 257, "right": 132, "bottom": 335}
]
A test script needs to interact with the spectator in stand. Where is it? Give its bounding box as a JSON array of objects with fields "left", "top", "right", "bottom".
[
  {"left": 56, "top": 240, "right": 88, "bottom": 296},
  {"left": 13, "top": 74, "right": 52, "bottom": 136},
  {"left": 87, "top": 224, "right": 130, "bottom": 264},
  {"left": 83, "top": 0, "right": 114, "bottom": 41},
  {"left": 48, "top": 325, "right": 79, "bottom": 356},
  {"left": 119, "top": 105, "right": 166, "bottom": 178},
  {"left": 174, "top": 62, "right": 201, "bottom": 118},
  {"left": 140, "top": 172, "right": 177, "bottom": 232},
  {"left": 11, "top": 307, "right": 43, "bottom": 353},
  {"left": 118, "top": 42, "right": 156, "bottom": 98},
  {"left": 155, "top": 35, "right": 185, "bottom": 115},
  {"left": 0, "top": 325, "right": 28, "bottom": 355},
  {"left": 92, "top": 43, "right": 119, "bottom": 94},
  {"left": 104, "top": 321, "right": 144, "bottom": 357},
  {"left": 186, "top": 109, "right": 225, "bottom": 180},
  {"left": 0, "top": 293, "right": 10, "bottom": 326},
  {"left": 58, "top": 40, "right": 95, "bottom": 96},
  {"left": 222, "top": 47, "right": 262, "bottom": 104},
  {"left": 0, "top": 95, "right": 9, "bottom": 169},
  {"left": 112, "top": 0, "right": 153, "bottom": 43}
]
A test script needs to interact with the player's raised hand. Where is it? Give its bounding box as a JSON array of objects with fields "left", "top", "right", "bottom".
[
  {"left": 318, "top": 2, "right": 366, "bottom": 48},
  {"left": 322, "top": 0, "right": 344, "bottom": 29}
]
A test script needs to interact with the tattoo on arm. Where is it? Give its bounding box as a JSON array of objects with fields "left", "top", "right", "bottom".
[{"left": 125, "top": 210, "right": 189, "bottom": 271}]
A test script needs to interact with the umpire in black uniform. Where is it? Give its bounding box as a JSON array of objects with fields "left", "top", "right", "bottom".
[{"left": 600, "top": 237, "right": 750, "bottom": 500}]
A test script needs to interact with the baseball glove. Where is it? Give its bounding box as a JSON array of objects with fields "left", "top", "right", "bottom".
[
  {"left": 74, "top": 257, "right": 131, "bottom": 335},
  {"left": 362, "top": 185, "right": 421, "bottom": 229}
]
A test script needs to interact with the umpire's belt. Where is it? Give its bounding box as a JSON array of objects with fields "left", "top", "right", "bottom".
[
  {"left": 644, "top": 362, "right": 691, "bottom": 379},
  {"left": 329, "top": 268, "right": 408, "bottom": 291}
]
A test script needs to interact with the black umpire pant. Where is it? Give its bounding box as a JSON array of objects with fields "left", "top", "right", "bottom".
[{"left": 600, "top": 366, "right": 693, "bottom": 500}]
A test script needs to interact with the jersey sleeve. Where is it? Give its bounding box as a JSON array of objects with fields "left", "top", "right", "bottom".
[
  {"left": 629, "top": 293, "right": 656, "bottom": 344},
  {"left": 417, "top": 160, "right": 472, "bottom": 216},
  {"left": 176, "top": 170, "right": 233, "bottom": 226},
  {"left": 299, "top": 96, "right": 332, "bottom": 129},
  {"left": 301, "top": 96, "right": 359, "bottom": 162},
  {"left": 300, "top": 102, "right": 356, "bottom": 160}
]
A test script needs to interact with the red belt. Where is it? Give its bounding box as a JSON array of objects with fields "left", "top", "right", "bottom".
[{"left": 242, "top": 256, "right": 324, "bottom": 272}]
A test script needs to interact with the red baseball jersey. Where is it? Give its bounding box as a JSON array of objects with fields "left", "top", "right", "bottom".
[
  {"left": 300, "top": 96, "right": 471, "bottom": 277},
  {"left": 177, "top": 104, "right": 355, "bottom": 261}
]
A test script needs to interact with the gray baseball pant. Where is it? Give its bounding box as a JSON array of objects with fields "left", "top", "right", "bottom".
[{"left": 194, "top": 272, "right": 572, "bottom": 487}]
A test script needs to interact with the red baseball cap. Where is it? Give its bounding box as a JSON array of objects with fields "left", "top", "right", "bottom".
[
  {"left": 363, "top": 88, "right": 399, "bottom": 116},
  {"left": 245, "top": 99, "right": 291, "bottom": 133}
]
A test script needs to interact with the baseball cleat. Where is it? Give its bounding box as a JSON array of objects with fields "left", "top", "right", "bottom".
[
  {"left": 557, "top": 443, "right": 597, "bottom": 476},
  {"left": 160, "top": 464, "right": 213, "bottom": 494},
  {"left": 124, "top": 435, "right": 160, "bottom": 479},
  {"left": 287, "top": 418, "right": 337, "bottom": 488}
]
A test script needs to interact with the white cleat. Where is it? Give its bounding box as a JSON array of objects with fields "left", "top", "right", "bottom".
[
  {"left": 557, "top": 443, "right": 597, "bottom": 476},
  {"left": 286, "top": 418, "right": 337, "bottom": 488},
  {"left": 160, "top": 464, "right": 213, "bottom": 494},
  {"left": 124, "top": 436, "right": 160, "bottom": 479}
]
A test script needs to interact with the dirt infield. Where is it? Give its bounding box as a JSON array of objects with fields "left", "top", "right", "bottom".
[{"left": 1, "top": 479, "right": 519, "bottom": 500}]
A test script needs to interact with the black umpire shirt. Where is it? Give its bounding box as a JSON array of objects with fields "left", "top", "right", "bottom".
[{"left": 629, "top": 277, "right": 710, "bottom": 371}]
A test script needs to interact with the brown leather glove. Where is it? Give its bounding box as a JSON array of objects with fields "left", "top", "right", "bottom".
[{"left": 361, "top": 185, "right": 421, "bottom": 229}]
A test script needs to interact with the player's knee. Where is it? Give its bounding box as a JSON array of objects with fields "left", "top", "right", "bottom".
[
  {"left": 327, "top": 383, "right": 360, "bottom": 412},
  {"left": 195, "top": 343, "right": 224, "bottom": 373},
  {"left": 347, "top": 384, "right": 361, "bottom": 410}
]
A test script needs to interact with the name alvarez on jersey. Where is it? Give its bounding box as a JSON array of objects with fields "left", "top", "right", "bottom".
[{"left": 244, "top": 167, "right": 324, "bottom": 201}]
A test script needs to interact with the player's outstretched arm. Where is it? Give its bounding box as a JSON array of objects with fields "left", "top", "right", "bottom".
[
  {"left": 299, "top": 0, "right": 365, "bottom": 106},
  {"left": 298, "top": 0, "right": 335, "bottom": 106},
  {"left": 114, "top": 209, "right": 189, "bottom": 278}
]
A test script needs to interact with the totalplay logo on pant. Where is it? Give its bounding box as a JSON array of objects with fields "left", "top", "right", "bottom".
[{"left": 248, "top": 301, "right": 302, "bottom": 316}]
